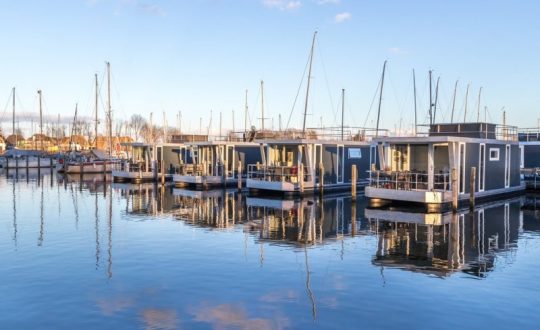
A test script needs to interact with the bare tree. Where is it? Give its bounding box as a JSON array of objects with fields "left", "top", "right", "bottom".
[{"left": 129, "top": 114, "right": 147, "bottom": 141}]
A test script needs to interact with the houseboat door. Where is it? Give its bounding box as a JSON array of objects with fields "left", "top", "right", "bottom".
[
  {"left": 314, "top": 144, "right": 322, "bottom": 183},
  {"left": 337, "top": 145, "right": 344, "bottom": 183},
  {"left": 226, "top": 145, "right": 235, "bottom": 179}
]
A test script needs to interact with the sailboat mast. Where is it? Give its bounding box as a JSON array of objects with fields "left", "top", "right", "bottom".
[
  {"left": 95, "top": 73, "right": 99, "bottom": 148},
  {"left": 244, "top": 89, "right": 248, "bottom": 136},
  {"left": 260, "top": 80, "right": 265, "bottom": 132},
  {"left": 464, "top": 83, "right": 470, "bottom": 122},
  {"left": 302, "top": 31, "right": 317, "bottom": 137},
  {"left": 428, "top": 70, "right": 433, "bottom": 125},
  {"left": 341, "top": 89, "right": 345, "bottom": 141},
  {"left": 413, "top": 69, "right": 417, "bottom": 135},
  {"left": 433, "top": 77, "right": 440, "bottom": 124},
  {"left": 106, "top": 62, "right": 112, "bottom": 157},
  {"left": 38, "top": 90, "right": 43, "bottom": 151},
  {"left": 375, "top": 60, "right": 387, "bottom": 138},
  {"left": 451, "top": 80, "right": 458, "bottom": 123},
  {"left": 12, "top": 87, "right": 16, "bottom": 146},
  {"left": 476, "top": 87, "right": 482, "bottom": 122}
]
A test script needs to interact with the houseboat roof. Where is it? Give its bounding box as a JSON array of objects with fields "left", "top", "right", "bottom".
[
  {"left": 184, "top": 141, "right": 260, "bottom": 147},
  {"left": 252, "top": 138, "right": 372, "bottom": 146},
  {"left": 372, "top": 135, "right": 518, "bottom": 145}
]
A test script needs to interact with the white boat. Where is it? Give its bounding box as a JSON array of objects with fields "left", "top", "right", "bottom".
[{"left": 57, "top": 150, "right": 119, "bottom": 174}]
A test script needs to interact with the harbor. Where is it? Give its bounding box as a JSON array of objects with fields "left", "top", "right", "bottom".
[
  {"left": 0, "top": 172, "right": 539, "bottom": 328},
  {"left": 2, "top": 1, "right": 540, "bottom": 329}
]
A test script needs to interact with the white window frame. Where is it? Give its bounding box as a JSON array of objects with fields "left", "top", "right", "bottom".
[
  {"left": 459, "top": 143, "right": 466, "bottom": 194},
  {"left": 478, "top": 143, "right": 486, "bottom": 192},
  {"left": 337, "top": 145, "right": 344, "bottom": 184},
  {"left": 489, "top": 148, "right": 500, "bottom": 161},
  {"left": 504, "top": 144, "right": 511, "bottom": 188}
]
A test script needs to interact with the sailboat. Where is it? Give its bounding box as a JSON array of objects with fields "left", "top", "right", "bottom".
[
  {"left": 57, "top": 63, "right": 120, "bottom": 174},
  {"left": 0, "top": 88, "right": 56, "bottom": 169}
]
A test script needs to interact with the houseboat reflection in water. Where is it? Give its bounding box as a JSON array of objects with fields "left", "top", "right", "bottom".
[
  {"left": 364, "top": 198, "right": 524, "bottom": 277},
  {"left": 173, "top": 189, "right": 248, "bottom": 227},
  {"left": 245, "top": 196, "right": 369, "bottom": 245}
]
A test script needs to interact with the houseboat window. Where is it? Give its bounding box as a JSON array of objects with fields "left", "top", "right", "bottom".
[
  {"left": 337, "top": 145, "right": 344, "bottom": 183},
  {"left": 391, "top": 145, "right": 409, "bottom": 172},
  {"left": 489, "top": 148, "right": 500, "bottom": 161},
  {"left": 268, "top": 145, "right": 295, "bottom": 167},
  {"left": 348, "top": 148, "right": 362, "bottom": 159}
]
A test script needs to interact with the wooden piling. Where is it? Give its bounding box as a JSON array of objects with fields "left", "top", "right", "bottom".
[
  {"left": 237, "top": 161, "right": 242, "bottom": 191},
  {"left": 451, "top": 168, "right": 458, "bottom": 212},
  {"left": 470, "top": 166, "right": 476, "bottom": 209},
  {"left": 351, "top": 202, "right": 357, "bottom": 237},
  {"left": 351, "top": 164, "right": 357, "bottom": 197},
  {"left": 299, "top": 163, "right": 304, "bottom": 193}
]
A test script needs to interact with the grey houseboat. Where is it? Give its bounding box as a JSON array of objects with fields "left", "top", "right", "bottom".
[
  {"left": 365, "top": 123, "right": 524, "bottom": 212},
  {"left": 518, "top": 129, "right": 540, "bottom": 189},
  {"left": 246, "top": 139, "right": 373, "bottom": 195},
  {"left": 172, "top": 141, "right": 261, "bottom": 189},
  {"left": 113, "top": 143, "right": 191, "bottom": 183}
]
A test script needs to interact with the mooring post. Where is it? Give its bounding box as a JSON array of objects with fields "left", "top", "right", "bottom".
[
  {"left": 299, "top": 163, "right": 304, "bottom": 193},
  {"left": 351, "top": 164, "right": 357, "bottom": 197},
  {"left": 319, "top": 162, "right": 324, "bottom": 195},
  {"left": 470, "top": 166, "right": 476, "bottom": 209},
  {"left": 451, "top": 168, "right": 458, "bottom": 212},
  {"left": 237, "top": 161, "right": 242, "bottom": 191}
]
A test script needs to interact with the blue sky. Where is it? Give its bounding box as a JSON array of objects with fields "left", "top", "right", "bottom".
[{"left": 0, "top": 0, "right": 539, "bottom": 136}]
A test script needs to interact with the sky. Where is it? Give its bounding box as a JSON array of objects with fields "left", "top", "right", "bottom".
[{"left": 0, "top": 0, "right": 539, "bottom": 136}]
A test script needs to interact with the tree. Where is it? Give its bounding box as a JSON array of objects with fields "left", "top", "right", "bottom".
[{"left": 129, "top": 114, "right": 147, "bottom": 141}]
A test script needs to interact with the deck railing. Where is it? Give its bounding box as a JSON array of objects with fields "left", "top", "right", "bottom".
[
  {"left": 175, "top": 163, "right": 225, "bottom": 177},
  {"left": 248, "top": 164, "right": 312, "bottom": 183},
  {"left": 369, "top": 170, "right": 451, "bottom": 191}
]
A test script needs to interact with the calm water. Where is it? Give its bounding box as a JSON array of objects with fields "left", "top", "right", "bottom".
[{"left": 1, "top": 171, "right": 540, "bottom": 329}]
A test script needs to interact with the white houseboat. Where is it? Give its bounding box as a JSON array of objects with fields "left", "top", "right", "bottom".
[{"left": 365, "top": 123, "right": 524, "bottom": 212}]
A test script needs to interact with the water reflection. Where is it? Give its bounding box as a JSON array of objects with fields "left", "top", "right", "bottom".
[
  {"left": 3, "top": 174, "right": 540, "bottom": 328},
  {"left": 364, "top": 199, "right": 522, "bottom": 278},
  {"left": 173, "top": 189, "right": 248, "bottom": 228}
]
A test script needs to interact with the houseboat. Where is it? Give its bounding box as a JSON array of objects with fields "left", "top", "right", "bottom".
[
  {"left": 172, "top": 141, "right": 261, "bottom": 189},
  {"left": 518, "top": 128, "right": 540, "bottom": 189},
  {"left": 246, "top": 138, "right": 373, "bottom": 196},
  {"left": 365, "top": 123, "right": 524, "bottom": 212},
  {"left": 113, "top": 142, "right": 191, "bottom": 183}
]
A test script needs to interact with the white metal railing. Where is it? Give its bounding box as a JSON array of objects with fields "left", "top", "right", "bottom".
[
  {"left": 415, "top": 123, "right": 518, "bottom": 141},
  {"left": 175, "top": 163, "right": 226, "bottom": 177},
  {"left": 248, "top": 164, "right": 311, "bottom": 183},
  {"left": 369, "top": 170, "right": 451, "bottom": 191},
  {"left": 518, "top": 128, "right": 540, "bottom": 142}
]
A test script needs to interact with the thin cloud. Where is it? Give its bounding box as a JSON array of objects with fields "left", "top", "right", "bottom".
[
  {"left": 262, "top": 0, "right": 302, "bottom": 11},
  {"left": 334, "top": 12, "right": 351, "bottom": 23},
  {"left": 389, "top": 47, "right": 408, "bottom": 55},
  {"left": 318, "top": 0, "right": 340, "bottom": 4}
]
